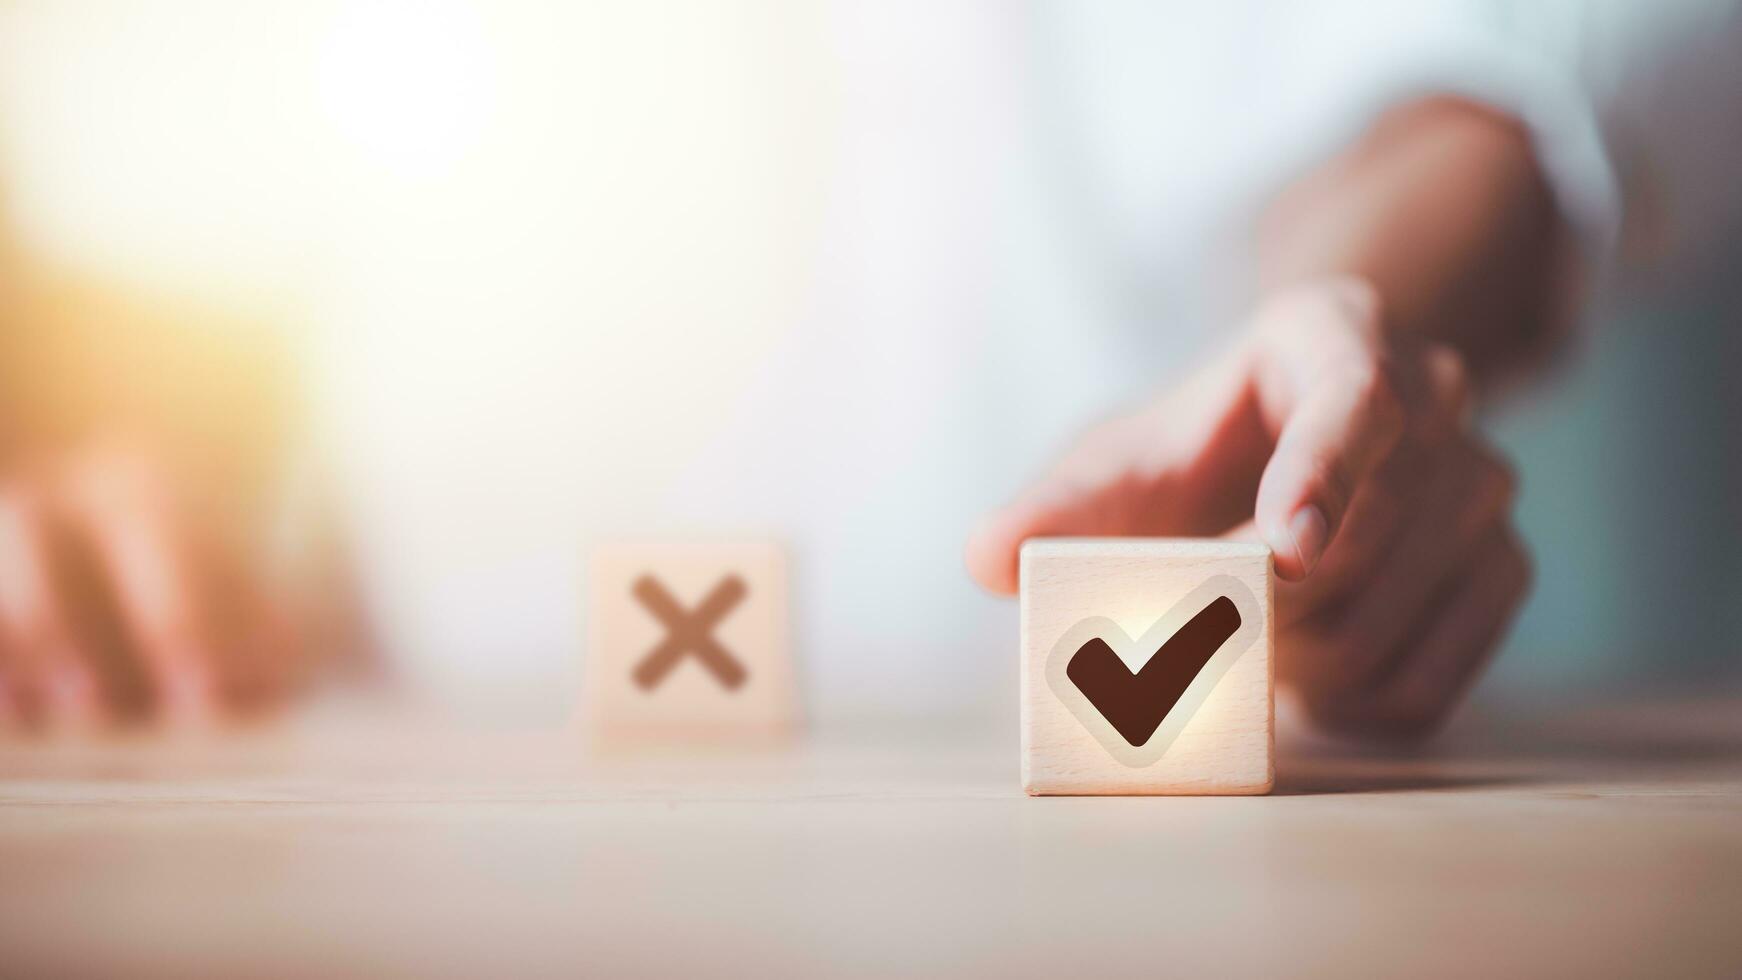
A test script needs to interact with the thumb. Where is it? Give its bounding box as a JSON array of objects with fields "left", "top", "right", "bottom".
[
  {"left": 966, "top": 344, "right": 1262, "bottom": 595},
  {"left": 965, "top": 485, "right": 1098, "bottom": 596}
]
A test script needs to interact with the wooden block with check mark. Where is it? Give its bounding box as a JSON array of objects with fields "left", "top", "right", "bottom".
[
  {"left": 586, "top": 541, "right": 797, "bottom": 742},
  {"left": 1022, "top": 539, "right": 1273, "bottom": 795}
]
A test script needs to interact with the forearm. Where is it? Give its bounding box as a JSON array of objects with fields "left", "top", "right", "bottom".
[{"left": 1257, "top": 96, "right": 1568, "bottom": 386}]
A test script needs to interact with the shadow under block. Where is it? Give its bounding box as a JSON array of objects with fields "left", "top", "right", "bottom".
[
  {"left": 586, "top": 541, "right": 797, "bottom": 742},
  {"left": 1022, "top": 538, "right": 1274, "bottom": 795}
]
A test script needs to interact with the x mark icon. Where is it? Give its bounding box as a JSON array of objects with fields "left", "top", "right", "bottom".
[{"left": 631, "top": 574, "right": 749, "bottom": 691}]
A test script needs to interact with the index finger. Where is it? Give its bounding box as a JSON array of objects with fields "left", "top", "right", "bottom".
[{"left": 1250, "top": 283, "right": 1408, "bottom": 580}]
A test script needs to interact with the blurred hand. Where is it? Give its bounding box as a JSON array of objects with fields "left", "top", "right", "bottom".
[
  {"left": 966, "top": 278, "right": 1531, "bottom": 740},
  {"left": 0, "top": 443, "right": 317, "bottom": 731}
]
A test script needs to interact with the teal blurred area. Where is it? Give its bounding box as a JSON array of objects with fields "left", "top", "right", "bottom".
[{"left": 1490, "top": 227, "right": 1742, "bottom": 696}]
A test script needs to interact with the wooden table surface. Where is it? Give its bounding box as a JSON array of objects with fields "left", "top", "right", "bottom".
[{"left": 2, "top": 697, "right": 1740, "bottom": 978}]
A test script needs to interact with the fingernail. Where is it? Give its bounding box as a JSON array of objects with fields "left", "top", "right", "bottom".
[{"left": 1286, "top": 505, "right": 1328, "bottom": 575}]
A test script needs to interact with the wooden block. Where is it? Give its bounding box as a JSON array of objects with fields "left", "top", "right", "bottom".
[
  {"left": 585, "top": 540, "right": 797, "bottom": 742},
  {"left": 1022, "top": 538, "right": 1273, "bottom": 795}
]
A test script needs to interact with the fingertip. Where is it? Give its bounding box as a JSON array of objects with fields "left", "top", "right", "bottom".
[
  {"left": 1255, "top": 441, "right": 1344, "bottom": 580},
  {"left": 964, "top": 511, "right": 1021, "bottom": 596},
  {"left": 1265, "top": 504, "right": 1327, "bottom": 582}
]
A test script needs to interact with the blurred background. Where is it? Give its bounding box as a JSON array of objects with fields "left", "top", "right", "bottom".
[{"left": 0, "top": 0, "right": 1736, "bottom": 734}]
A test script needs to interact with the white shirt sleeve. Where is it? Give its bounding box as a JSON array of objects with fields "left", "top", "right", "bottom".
[
  {"left": 1266, "top": 0, "right": 1741, "bottom": 293},
  {"left": 1577, "top": 1, "right": 1742, "bottom": 279}
]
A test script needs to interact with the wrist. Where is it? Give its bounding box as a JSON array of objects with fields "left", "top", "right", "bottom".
[{"left": 1257, "top": 95, "right": 1565, "bottom": 387}]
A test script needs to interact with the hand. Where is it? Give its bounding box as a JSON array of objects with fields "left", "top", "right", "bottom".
[
  {"left": 0, "top": 442, "right": 336, "bottom": 731},
  {"left": 966, "top": 278, "right": 1531, "bottom": 740}
]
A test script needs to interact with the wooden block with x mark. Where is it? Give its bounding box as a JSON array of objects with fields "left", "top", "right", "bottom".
[{"left": 585, "top": 540, "right": 797, "bottom": 742}]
